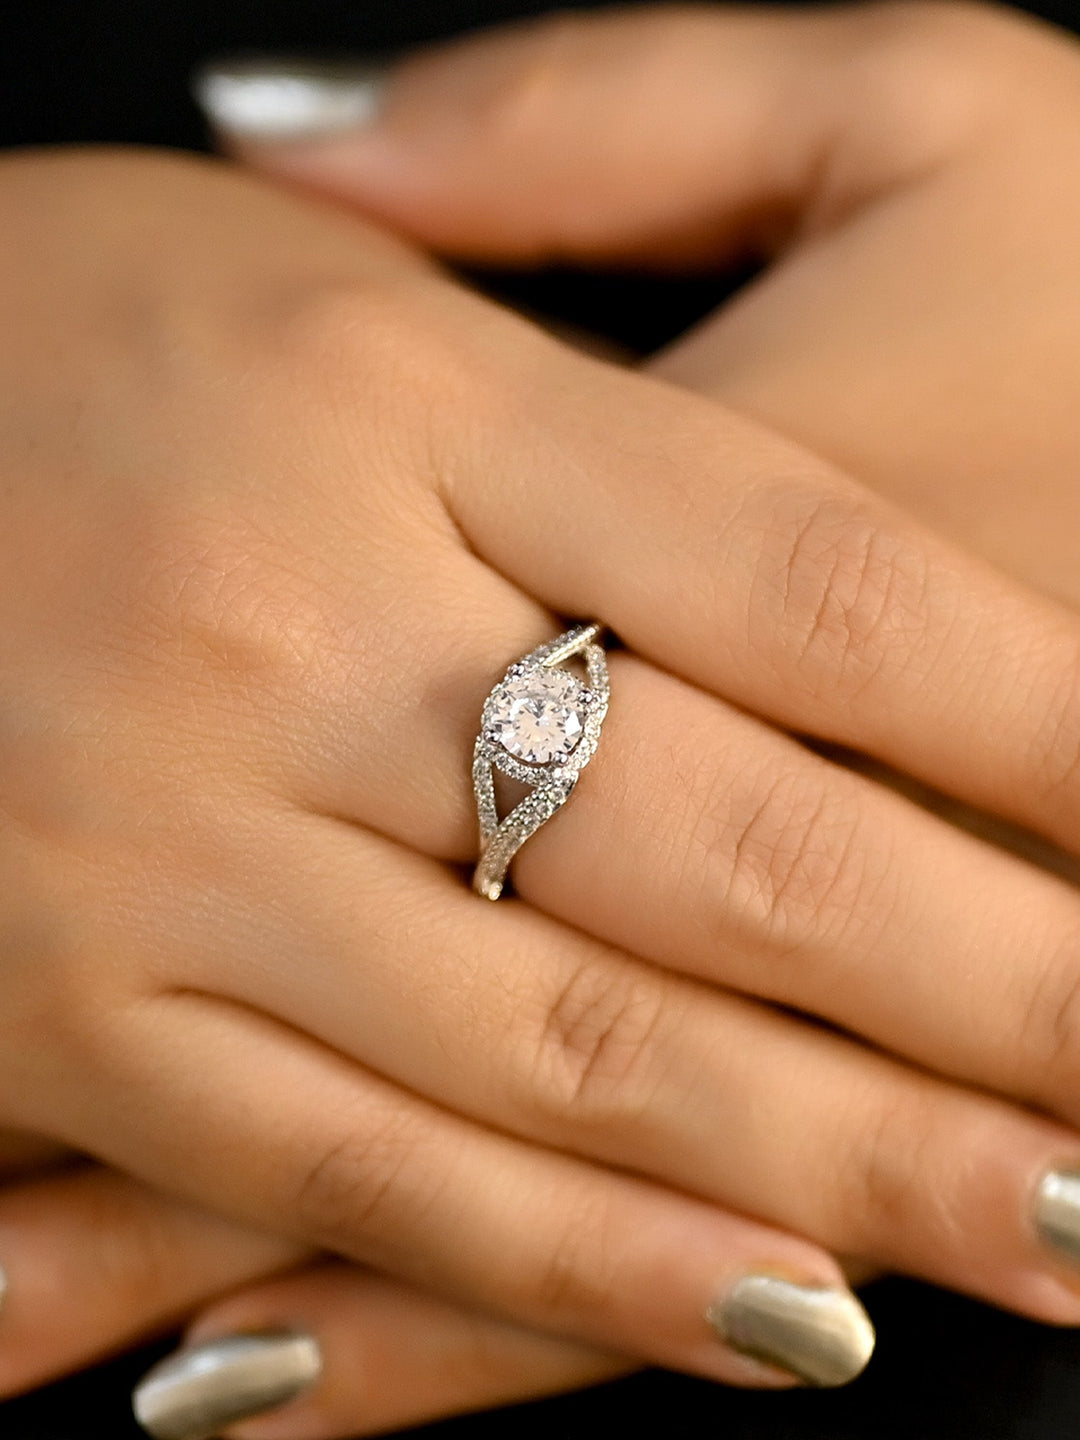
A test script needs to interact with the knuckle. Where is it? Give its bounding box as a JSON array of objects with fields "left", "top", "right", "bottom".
[
  {"left": 273, "top": 281, "right": 434, "bottom": 392},
  {"left": 0, "top": 873, "right": 125, "bottom": 1068},
  {"left": 292, "top": 1119, "right": 419, "bottom": 1258},
  {"left": 36, "top": 954, "right": 118, "bottom": 1063},
  {"left": 1015, "top": 929, "right": 1080, "bottom": 1102},
  {"left": 525, "top": 1185, "right": 628, "bottom": 1323},
  {"left": 843, "top": 1087, "right": 1012, "bottom": 1268},
  {"left": 106, "top": 501, "right": 333, "bottom": 711},
  {"left": 843, "top": 1089, "right": 959, "bottom": 1252},
  {"left": 0, "top": 932, "right": 150, "bottom": 1135},
  {"left": 1026, "top": 655, "right": 1080, "bottom": 810},
  {"left": 271, "top": 278, "right": 480, "bottom": 432},
  {"left": 264, "top": 277, "right": 499, "bottom": 510},
  {"left": 76, "top": 1174, "right": 183, "bottom": 1315},
  {"left": 758, "top": 492, "right": 934, "bottom": 698},
  {"left": 709, "top": 759, "right": 881, "bottom": 955},
  {"left": 441, "top": 1307, "right": 540, "bottom": 1391},
  {"left": 526, "top": 954, "right": 674, "bottom": 1133}
]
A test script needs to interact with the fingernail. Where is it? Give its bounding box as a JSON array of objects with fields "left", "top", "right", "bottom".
[
  {"left": 193, "top": 59, "right": 388, "bottom": 141},
  {"left": 133, "top": 1332, "right": 322, "bottom": 1440},
  {"left": 709, "top": 1275, "right": 875, "bottom": 1387},
  {"left": 0, "top": 1261, "right": 7, "bottom": 1314},
  {"left": 1036, "top": 1167, "right": 1080, "bottom": 1267}
]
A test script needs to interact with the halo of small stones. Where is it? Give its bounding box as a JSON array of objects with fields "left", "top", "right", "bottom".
[{"left": 472, "top": 624, "right": 609, "bottom": 899}]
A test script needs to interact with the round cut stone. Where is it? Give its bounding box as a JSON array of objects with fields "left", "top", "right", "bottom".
[{"left": 489, "top": 668, "right": 587, "bottom": 764}]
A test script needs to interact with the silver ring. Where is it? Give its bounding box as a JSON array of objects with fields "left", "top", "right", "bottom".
[{"left": 472, "top": 623, "right": 610, "bottom": 900}]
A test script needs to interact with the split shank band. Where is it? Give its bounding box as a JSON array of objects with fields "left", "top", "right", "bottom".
[{"left": 472, "top": 623, "right": 610, "bottom": 901}]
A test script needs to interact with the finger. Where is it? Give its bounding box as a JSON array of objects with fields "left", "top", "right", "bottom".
[
  {"left": 134, "top": 1265, "right": 629, "bottom": 1440},
  {"left": 62, "top": 981, "right": 873, "bottom": 1390},
  {"left": 0, "top": 1166, "right": 305, "bottom": 1397},
  {"left": 158, "top": 813, "right": 1080, "bottom": 1327},
  {"left": 442, "top": 329, "right": 1080, "bottom": 860},
  {"left": 194, "top": 4, "right": 1061, "bottom": 267}
]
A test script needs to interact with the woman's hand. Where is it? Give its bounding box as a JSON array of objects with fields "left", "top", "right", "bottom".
[
  {"left": 9, "top": 24, "right": 1080, "bottom": 1425},
  {"left": 4, "top": 149, "right": 883, "bottom": 1395},
  {"left": 71, "top": 4, "right": 1080, "bottom": 1435}
]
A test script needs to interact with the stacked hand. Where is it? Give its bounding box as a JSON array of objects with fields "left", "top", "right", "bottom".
[{"left": 3, "top": 5, "right": 1080, "bottom": 1437}]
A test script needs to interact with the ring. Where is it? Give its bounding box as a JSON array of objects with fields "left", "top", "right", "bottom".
[{"left": 472, "top": 623, "right": 610, "bottom": 900}]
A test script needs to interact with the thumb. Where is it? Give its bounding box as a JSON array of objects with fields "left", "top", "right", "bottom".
[{"left": 194, "top": 4, "right": 1012, "bottom": 269}]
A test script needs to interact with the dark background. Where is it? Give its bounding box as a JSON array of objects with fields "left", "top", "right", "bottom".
[{"left": 3, "top": 1, "right": 1080, "bottom": 1436}]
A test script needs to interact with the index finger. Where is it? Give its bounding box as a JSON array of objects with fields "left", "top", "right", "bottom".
[{"left": 447, "top": 340, "right": 1080, "bottom": 853}]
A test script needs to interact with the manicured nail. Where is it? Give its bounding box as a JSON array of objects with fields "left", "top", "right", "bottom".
[
  {"left": 709, "top": 1275, "right": 875, "bottom": 1387},
  {"left": 1036, "top": 1167, "right": 1080, "bottom": 1267},
  {"left": 193, "top": 59, "right": 388, "bottom": 141},
  {"left": 133, "top": 1332, "right": 322, "bottom": 1440}
]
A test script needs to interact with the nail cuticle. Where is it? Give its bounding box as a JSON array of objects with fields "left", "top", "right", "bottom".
[
  {"left": 133, "top": 1331, "right": 322, "bottom": 1440},
  {"left": 708, "top": 1274, "right": 875, "bottom": 1388}
]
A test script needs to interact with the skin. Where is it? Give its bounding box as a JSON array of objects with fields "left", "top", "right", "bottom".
[{"left": 5, "top": 2, "right": 1080, "bottom": 1434}]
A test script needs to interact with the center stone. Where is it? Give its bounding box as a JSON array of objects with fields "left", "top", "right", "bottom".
[{"left": 489, "top": 668, "right": 587, "bottom": 765}]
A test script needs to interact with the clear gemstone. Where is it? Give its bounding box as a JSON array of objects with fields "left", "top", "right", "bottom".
[{"left": 489, "top": 668, "right": 587, "bottom": 764}]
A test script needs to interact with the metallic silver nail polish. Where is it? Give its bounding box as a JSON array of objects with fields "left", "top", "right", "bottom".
[
  {"left": 132, "top": 1332, "right": 322, "bottom": 1440},
  {"left": 1036, "top": 1167, "right": 1080, "bottom": 1266},
  {"left": 193, "top": 59, "right": 388, "bottom": 140},
  {"left": 709, "top": 1275, "right": 875, "bottom": 1387}
]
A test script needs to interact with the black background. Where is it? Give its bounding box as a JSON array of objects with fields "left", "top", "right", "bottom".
[{"left": 3, "top": 1, "right": 1080, "bottom": 1436}]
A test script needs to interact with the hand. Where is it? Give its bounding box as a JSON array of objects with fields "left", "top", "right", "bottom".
[
  {"left": 10, "top": 22, "right": 1080, "bottom": 1428},
  {"left": 5, "top": 150, "right": 878, "bottom": 1399},
  {"left": 0, "top": 145, "right": 906, "bottom": 1406},
  {"left": 88, "top": 3, "right": 1080, "bottom": 1433}
]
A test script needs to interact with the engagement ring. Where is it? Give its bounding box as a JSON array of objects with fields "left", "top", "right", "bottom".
[{"left": 472, "top": 623, "right": 610, "bottom": 900}]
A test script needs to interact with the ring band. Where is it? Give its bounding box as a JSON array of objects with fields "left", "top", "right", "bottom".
[{"left": 472, "top": 623, "right": 610, "bottom": 900}]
